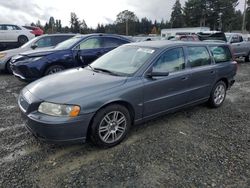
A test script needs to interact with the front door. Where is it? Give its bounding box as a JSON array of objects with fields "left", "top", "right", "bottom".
[{"left": 143, "top": 47, "right": 190, "bottom": 117}]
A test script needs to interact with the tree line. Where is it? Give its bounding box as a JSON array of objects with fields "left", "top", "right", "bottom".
[{"left": 30, "top": 0, "right": 250, "bottom": 36}]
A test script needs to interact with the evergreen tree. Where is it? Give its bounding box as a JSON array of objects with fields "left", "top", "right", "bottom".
[{"left": 170, "top": 0, "right": 184, "bottom": 28}]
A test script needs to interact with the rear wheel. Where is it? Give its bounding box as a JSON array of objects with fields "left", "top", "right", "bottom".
[
  {"left": 208, "top": 81, "right": 227, "bottom": 108},
  {"left": 90, "top": 104, "right": 131, "bottom": 148},
  {"left": 44, "top": 65, "right": 65, "bottom": 75},
  {"left": 18, "top": 36, "right": 28, "bottom": 45}
]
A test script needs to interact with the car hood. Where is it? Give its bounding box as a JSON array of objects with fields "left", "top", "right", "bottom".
[
  {"left": 25, "top": 68, "right": 127, "bottom": 104},
  {"left": 20, "top": 47, "right": 59, "bottom": 57}
]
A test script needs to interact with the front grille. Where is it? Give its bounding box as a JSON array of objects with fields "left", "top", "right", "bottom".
[{"left": 19, "top": 95, "right": 29, "bottom": 112}]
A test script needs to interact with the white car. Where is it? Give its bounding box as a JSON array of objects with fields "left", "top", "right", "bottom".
[{"left": 0, "top": 24, "right": 35, "bottom": 45}]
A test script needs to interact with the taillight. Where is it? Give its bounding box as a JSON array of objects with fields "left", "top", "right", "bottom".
[
  {"left": 231, "top": 60, "right": 238, "bottom": 72},
  {"left": 229, "top": 45, "right": 235, "bottom": 61}
]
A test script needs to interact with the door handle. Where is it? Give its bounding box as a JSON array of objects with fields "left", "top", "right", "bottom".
[
  {"left": 210, "top": 70, "right": 215, "bottom": 74},
  {"left": 181, "top": 76, "right": 188, "bottom": 81}
]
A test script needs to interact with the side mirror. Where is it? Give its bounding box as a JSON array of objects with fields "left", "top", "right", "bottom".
[
  {"left": 79, "top": 55, "right": 84, "bottom": 63},
  {"left": 31, "top": 44, "right": 38, "bottom": 49},
  {"left": 146, "top": 71, "right": 169, "bottom": 78}
]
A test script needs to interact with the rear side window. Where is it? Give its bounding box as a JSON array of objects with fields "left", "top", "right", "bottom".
[
  {"left": 187, "top": 46, "right": 211, "bottom": 68},
  {"left": 210, "top": 46, "right": 232, "bottom": 63},
  {"left": 102, "top": 37, "right": 128, "bottom": 48}
]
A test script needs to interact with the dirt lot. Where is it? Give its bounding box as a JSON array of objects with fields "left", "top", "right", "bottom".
[{"left": 0, "top": 62, "right": 249, "bottom": 188}]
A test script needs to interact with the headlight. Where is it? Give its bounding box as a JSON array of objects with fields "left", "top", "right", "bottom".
[
  {"left": 0, "top": 53, "right": 6, "bottom": 59},
  {"left": 28, "top": 56, "right": 43, "bottom": 61},
  {"left": 38, "top": 102, "right": 81, "bottom": 117}
]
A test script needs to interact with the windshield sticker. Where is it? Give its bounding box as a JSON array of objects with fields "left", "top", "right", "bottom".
[{"left": 137, "top": 48, "right": 155, "bottom": 54}]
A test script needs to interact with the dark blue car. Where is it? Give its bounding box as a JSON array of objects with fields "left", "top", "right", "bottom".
[{"left": 10, "top": 33, "right": 132, "bottom": 81}]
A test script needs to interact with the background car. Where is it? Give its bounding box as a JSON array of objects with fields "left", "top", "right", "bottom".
[
  {"left": 225, "top": 33, "right": 250, "bottom": 62},
  {"left": 10, "top": 33, "right": 132, "bottom": 81},
  {"left": 0, "top": 34, "right": 76, "bottom": 73},
  {"left": 0, "top": 24, "right": 35, "bottom": 45},
  {"left": 170, "top": 34, "right": 200, "bottom": 41},
  {"left": 23, "top": 26, "right": 44, "bottom": 37}
]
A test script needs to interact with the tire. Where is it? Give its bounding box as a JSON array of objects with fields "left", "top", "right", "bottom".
[
  {"left": 90, "top": 104, "right": 131, "bottom": 148},
  {"left": 44, "top": 65, "right": 65, "bottom": 75},
  {"left": 18, "top": 35, "right": 28, "bottom": 45},
  {"left": 5, "top": 59, "right": 12, "bottom": 74},
  {"left": 245, "top": 53, "right": 250, "bottom": 62},
  {"left": 208, "top": 81, "right": 227, "bottom": 108}
]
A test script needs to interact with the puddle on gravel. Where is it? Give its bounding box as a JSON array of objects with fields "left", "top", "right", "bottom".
[
  {"left": 0, "top": 80, "right": 8, "bottom": 89},
  {"left": 0, "top": 105, "right": 17, "bottom": 110},
  {"left": 0, "top": 124, "right": 25, "bottom": 133},
  {"left": 0, "top": 149, "right": 27, "bottom": 165}
]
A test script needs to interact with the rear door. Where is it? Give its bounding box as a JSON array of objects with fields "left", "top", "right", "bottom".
[
  {"left": 143, "top": 47, "right": 191, "bottom": 117},
  {"left": 0, "top": 25, "right": 8, "bottom": 42},
  {"left": 5, "top": 25, "right": 19, "bottom": 42},
  {"left": 101, "top": 37, "right": 129, "bottom": 53},
  {"left": 185, "top": 46, "right": 216, "bottom": 102}
]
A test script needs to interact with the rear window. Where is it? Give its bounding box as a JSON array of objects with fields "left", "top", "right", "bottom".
[{"left": 209, "top": 46, "right": 232, "bottom": 63}]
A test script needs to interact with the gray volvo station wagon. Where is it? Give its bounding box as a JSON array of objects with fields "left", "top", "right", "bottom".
[{"left": 18, "top": 41, "right": 237, "bottom": 147}]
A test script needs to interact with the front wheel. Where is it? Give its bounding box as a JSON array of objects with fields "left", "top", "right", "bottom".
[
  {"left": 44, "top": 65, "right": 65, "bottom": 75},
  {"left": 90, "top": 104, "right": 131, "bottom": 148},
  {"left": 5, "top": 60, "right": 12, "bottom": 74},
  {"left": 208, "top": 81, "right": 227, "bottom": 108}
]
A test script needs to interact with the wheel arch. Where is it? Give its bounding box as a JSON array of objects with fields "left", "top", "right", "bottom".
[
  {"left": 216, "top": 78, "right": 229, "bottom": 89},
  {"left": 86, "top": 100, "right": 135, "bottom": 140}
]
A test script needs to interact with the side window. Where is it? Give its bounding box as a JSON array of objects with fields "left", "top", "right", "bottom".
[
  {"left": 239, "top": 36, "right": 243, "bottom": 42},
  {"left": 78, "top": 38, "right": 101, "bottom": 50},
  {"left": 187, "top": 46, "right": 211, "bottom": 68},
  {"left": 35, "top": 37, "right": 53, "bottom": 48},
  {"left": 231, "top": 35, "right": 240, "bottom": 43},
  {"left": 6, "top": 25, "right": 15, "bottom": 30},
  {"left": 53, "top": 36, "right": 73, "bottom": 45},
  {"left": 153, "top": 48, "right": 185, "bottom": 73},
  {"left": 210, "top": 46, "right": 232, "bottom": 63},
  {"left": 102, "top": 37, "right": 128, "bottom": 48}
]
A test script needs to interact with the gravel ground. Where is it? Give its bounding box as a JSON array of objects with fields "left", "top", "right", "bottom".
[{"left": 0, "top": 62, "right": 249, "bottom": 188}]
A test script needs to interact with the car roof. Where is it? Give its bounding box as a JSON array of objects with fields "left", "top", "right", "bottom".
[
  {"left": 40, "top": 33, "right": 76, "bottom": 37},
  {"left": 73, "top": 33, "right": 133, "bottom": 41},
  {"left": 125, "top": 40, "right": 229, "bottom": 49}
]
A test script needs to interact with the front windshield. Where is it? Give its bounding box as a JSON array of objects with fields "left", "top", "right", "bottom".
[
  {"left": 91, "top": 46, "right": 155, "bottom": 76},
  {"left": 20, "top": 37, "right": 39, "bottom": 48},
  {"left": 54, "top": 36, "right": 82, "bottom": 50}
]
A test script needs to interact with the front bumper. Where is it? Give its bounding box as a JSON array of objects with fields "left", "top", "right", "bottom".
[
  {"left": 22, "top": 111, "right": 94, "bottom": 143},
  {"left": 18, "top": 88, "right": 94, "bottom": 143}
]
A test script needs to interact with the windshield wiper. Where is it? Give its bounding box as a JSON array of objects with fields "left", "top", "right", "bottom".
[
  {"left": 93, "top": 68, "right": 121, "bottom": 76},
  {"left": 86, "top": 64, "right": 95, "bottom": 71}
]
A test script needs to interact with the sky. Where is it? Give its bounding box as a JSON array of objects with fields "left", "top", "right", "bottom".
[{"left": 0, "top": 0, "right": 246, "bottom": 28}]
